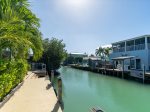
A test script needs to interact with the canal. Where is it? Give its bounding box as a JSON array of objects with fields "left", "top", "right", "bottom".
[{"left": 56, "top": 67, "right": 150, "bottom": 112}]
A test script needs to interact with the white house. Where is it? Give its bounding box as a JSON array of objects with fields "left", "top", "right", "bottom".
[{"left": 110, "top": 35, "right": 150, "bottom": 71}]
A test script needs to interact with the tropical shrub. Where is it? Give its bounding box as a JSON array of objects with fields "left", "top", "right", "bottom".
[
  {"left": 41, "top": 38, "right": 67, "bottom": 72},
  {"left": 0, "top": 60, "right": 28, "bottom": 101},
  {"left": 0, "top": 0, "right": 43, "bottom": 101}
]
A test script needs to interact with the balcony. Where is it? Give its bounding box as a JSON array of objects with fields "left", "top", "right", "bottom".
[
  {"left": 113, "top": 47, "right": 125, "bottom": 53},
  {"left": 135, "top": 44, "right": 145, "bottom": 50},
  {"left": 126, "top": 44, "right": 145, "bottom": 51},
  {"left": 126, "top": 45, "right": 134, "bottom": 51}
]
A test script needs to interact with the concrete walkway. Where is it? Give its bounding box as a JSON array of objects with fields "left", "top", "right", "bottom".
[{"left": 0, "top": 72, "right": 62, "bottom": 112}]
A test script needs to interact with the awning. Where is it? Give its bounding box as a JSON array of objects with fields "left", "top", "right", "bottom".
[{"left": 112, "top": 56, "right": 135, "bottom": 61}]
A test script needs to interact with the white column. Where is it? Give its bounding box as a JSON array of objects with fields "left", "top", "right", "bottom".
[
  {"left": 125, "top": 41, "right": 127, "bottom": 52},
  {"left": 145, "top": 36, "right": 148, "bottom": 50},
  {"left": 134, "top": 40, "right": 135, "bottom": 50}
]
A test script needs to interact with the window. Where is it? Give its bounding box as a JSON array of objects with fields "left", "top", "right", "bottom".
[
  {"left": 135, "top": 37, "right": 145, "bottom": 45},
  {"left": 130, "top": 60, "right": 135, "bottom": 69},
  {"left": 147, "top": 37, "right": 150, "bottom": 43},
  {"left": 126, "top": 40, "right": 135, "bottom": 51},
  {"left": 135, "top": 37, "right": 145, "bottom": 50},
  {"left": 136, "top": 59, "right": 141, "bottom": 69}
]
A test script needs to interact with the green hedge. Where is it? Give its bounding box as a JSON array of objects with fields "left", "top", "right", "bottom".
[{"left": 0, "top": 59, "right": 28, "bottom": 101}]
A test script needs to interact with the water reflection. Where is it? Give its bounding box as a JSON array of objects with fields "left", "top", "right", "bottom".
[{"left": 58, "top": 67, "right": 150, "bottom": 112}]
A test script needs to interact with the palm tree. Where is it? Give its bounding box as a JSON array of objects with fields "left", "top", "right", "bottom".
[
  {"left": 95, "top": 46, "right": 104, "bottom": 60},
  {"left": 0, "top": 0, "right": 43, "bottom": 61},
  {"left": 104, "top": 47, "right": 110, "bottom": 61},
  {"left": 0, "top": 0, "right": 44, "bottom": 100},
  {"left": 96, "top": 46, "right": 112, "bottom": 68}
]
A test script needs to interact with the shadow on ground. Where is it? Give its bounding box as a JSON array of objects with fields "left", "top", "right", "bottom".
[
  {"left": 32, "top": 70, "right": 47, "bottom": 78},
  {"left": 46, "top": 83, "right": 52, "bottom": 90},
  {"left": 51, "top": 101, "right": 64, "bottom": 112}
]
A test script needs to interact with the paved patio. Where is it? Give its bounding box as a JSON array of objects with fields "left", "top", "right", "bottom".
[{"left": 0, "top": 72, "right": 62, "bottom": 112}]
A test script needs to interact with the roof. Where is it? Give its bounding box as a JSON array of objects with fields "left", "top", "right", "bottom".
[
  {"left": 69, "top": 53, "right": 88, "bottom": 57},
  {"left": 112, "top": 56, "right": 135, "bottom": 60},
  {"left": 70, "top": 53, "right": 87, "bottom": 55}
]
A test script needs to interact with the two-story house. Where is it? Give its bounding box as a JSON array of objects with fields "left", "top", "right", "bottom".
[{"left": 110, "top": 35, "right": 150, "bottom": 71}]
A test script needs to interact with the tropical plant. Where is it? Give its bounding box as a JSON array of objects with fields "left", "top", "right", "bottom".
[
  {"left": 0, "top": 0, "right": 43, "bottom": 61},
  {"left": 0, "top": 59, "right": 28, "bottom": 101},
  {"left": 104, "top": 47, "right": 112, "bottom": 61},
  {"left": 95, "top": 47, "right": 112, "bottom": 61},
  {"left": 95, "top": 46, "right": 104, "bottom": 60},
  {"left": 0, "top": 0, "right": 43, "bottom": 101},
  {"left": 41, "top": 38, "right": 67, "bottom": 74}
]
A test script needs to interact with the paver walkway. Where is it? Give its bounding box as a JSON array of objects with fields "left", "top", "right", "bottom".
[{"left": 0, "top": 72, "right": 62, "bottom": 112}]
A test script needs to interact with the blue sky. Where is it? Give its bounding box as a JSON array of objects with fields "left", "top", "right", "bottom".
[{"left": 29, "top": 0, "right": 150, "bottom": 54}]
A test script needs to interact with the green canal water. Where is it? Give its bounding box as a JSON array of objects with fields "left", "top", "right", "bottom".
[{"left": 57, "top": 67, "right": 150, "bottom": 112}]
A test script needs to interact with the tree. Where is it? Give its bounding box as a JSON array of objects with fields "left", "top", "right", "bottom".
[
  {"left": 42, "top": 38, "right": 67, "bottom": 74},
  {"left": 74, "top": 57, "right": 83, "bottom": 64},
  {"left": 0, "top": 0, "right": 43, "bottom": 61},
  {"left": 0, "top": 0, "right": 43, "bottom": 101},
  {"left": 104, "top": 47, "right": 112, "bottom": 61},
  {"left": 95, "top": 47, "right": 112, "bottom": 61},
  {"left": 95, "top": 46, "right": 104, "bottom": 60},
  {"left": 66, "top": 56, "right": 74, "bottom": 64}
]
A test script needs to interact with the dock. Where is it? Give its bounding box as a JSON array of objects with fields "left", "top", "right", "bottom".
[{"left": 71, "top": 65, "right": 150, "bottom": 83}]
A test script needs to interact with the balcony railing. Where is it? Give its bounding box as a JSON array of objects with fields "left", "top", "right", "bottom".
[
  {"left": 113, "top": 44, "right": 145, "bottom": 53},
  {"left": 113, "top": 48, "right": 118, "bottom": 53},
  {"left": 126, "top": 44, "right": 145, "bottom": 51},
  {"left": 119, "top": 47, "right": 125, "bottom": 52},
  {"left": 113, "top": 47, "right": 125, "bottom": 53},
  {"left": 126, "top": 45, "right": 134, "bottom": 51},
  {"left": 135, "top": 44, "right": 145, "bottom": 50}
]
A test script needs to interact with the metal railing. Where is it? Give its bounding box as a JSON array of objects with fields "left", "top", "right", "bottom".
[
  {"left": 113, "top": 47, "right": 125, "bottom": 53},
  {"left": 126, "top": 45, "right": 134, "bottom": 51},
  {"left": 126, "top": 44, "right": 145, "bottom": 51},
  {"left": 135, "top": 44, "right": 145, "bottom": 50},
  {"left": 113, "top": 44, "right": 145, "bottom": 53}
]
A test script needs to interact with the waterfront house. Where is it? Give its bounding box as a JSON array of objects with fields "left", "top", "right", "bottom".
[
  {"left": 83, "top": 56, "right": 101, "bottom": 69},
  {"left": 110, "top": 35, "right": 150, "bottom": 71},
  {"left": 69, "top": 52, "right": 88, "bottom": 58},
  {"left": 65, "top": 53, "right": 88, "bottom": 65}
]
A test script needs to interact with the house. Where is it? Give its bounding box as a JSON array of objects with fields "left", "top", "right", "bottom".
[
  {"left": 83, "top": 56, "right": 101, "bottom": 68},
  {"left": 69, "top": 53, "right": 88, "bottom": 58},
  {"left": 66, "top": 53, "right": 88, "bottom": 65},
  {"left": 110, "top": 35, "right": 150, "bottom": 71}
]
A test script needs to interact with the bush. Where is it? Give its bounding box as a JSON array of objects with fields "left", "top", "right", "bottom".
[{"left": 0, "top": 59, "right": 28, "bottom": 101}]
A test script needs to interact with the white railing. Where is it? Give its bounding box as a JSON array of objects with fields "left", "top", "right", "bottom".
[
  {"left": 126, "top": 45, "right": 134, "bottom": 51},
  {"left": 113, "top": 48, "right": 118, "bottom": 53},
  {"left": 113, "top": 44, "right": 145, "bottom": 53},
  {"left": 119, "top": 47, "right": 125, "bottom": 52},
  {"left": 135, "top": 44, "right": 145, "bottom": 50},
  {"left": 126, "top": 44, "right": 145, "bottom": 51},
  {"left": 113, "top": 47, "right": 125, "bottom": 53}
]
